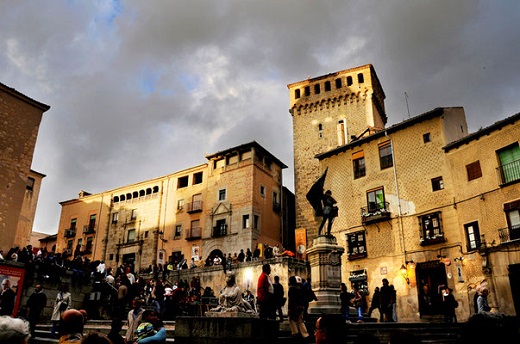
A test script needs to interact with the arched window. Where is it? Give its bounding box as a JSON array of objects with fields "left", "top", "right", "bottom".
[{"left": 358, "top": 73, "right": 364, "bottom": 83}]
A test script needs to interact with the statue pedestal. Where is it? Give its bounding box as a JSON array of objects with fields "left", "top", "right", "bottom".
[
  {"left": 175, "top": 316, "right": 278, "bottom": 344},
  {"left": 306, "top": 235, "right": 345, "bottom": 315}
]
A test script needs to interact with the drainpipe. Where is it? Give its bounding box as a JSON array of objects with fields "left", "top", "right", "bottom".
[{"left": 385, "top": 131, "right": 406, "bottom": 260}]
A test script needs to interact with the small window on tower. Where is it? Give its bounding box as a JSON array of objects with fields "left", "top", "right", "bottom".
[{"left": 324, "top": 81, "right": 331, "bottom": 91}]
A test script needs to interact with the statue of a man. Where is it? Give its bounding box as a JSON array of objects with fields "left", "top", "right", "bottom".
[
  {"left": 318, "top": 190, "right": 337, "bottom": 236},
  {"left": 210, "top": 272, "right": 256, "bottom": 314}
]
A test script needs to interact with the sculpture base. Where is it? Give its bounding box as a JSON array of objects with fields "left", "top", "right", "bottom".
[
  {"left": 205, "top": 311, "right": 258, "bottom": 318},
  {"left": 306, "top": 235, "right": 345, "bottom": 315},
  {"left": 175, "top": 316, "right": 279, "bottom": 344}
]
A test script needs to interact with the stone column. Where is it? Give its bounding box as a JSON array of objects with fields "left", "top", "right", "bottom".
[{"left": 306, "top": 235, "right": 344, "bottom": 315}]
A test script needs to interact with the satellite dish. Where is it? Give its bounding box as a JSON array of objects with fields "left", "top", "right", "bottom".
[{"left": 297, "top": 244, "right": 306, "bottom": 254}]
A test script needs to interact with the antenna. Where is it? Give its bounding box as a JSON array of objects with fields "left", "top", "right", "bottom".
[{"left": 405, "top": 92, "right": 411, "bottom": 118}]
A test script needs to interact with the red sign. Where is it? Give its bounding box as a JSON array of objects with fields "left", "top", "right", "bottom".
[{"left": 0, "top": 264, "right": 26, "bottom": 317}]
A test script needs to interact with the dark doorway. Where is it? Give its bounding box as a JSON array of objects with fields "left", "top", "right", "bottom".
[
  {"left": 416, "top": 261, "right": 448, "bottom": 317},
  {"left": 122, "top": 253, "right": 136, "bottom": 266},
  {"left": 508, "top": 263, "right": 520, "bottom": 315}
]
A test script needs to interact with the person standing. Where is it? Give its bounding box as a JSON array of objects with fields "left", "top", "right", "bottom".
[
  {"left": 257, "top": 263, "right": 275, "bottom": 319},
  {"left": 441, "top": 287, "right": 458, "bottom": 323},
  {"left": 389, "top": 284, "right": 397, "bottom": 322},
  {"left": 379, "top": 278, "right": 394, "bottom": 322},
  {"left": 125, "top": 297, "right": 145, "bottom": 343},
  {"left": 26, "top": 284, "right": 47, "bottom": 338},
  {"left": 245, "top": 248, "right": 253, "bottom": 262},
  {"left": 351, "top": 286, "right": 366, "bottom": 323},
  {"left": 115, "top": 275, "right": 129, "bottom": 317},
  {"left": 367, "top": 286, "right": 382, "bottom": 321},
  {"left": 237, "top": 249, "right": 245, "bottom": 263},
  {"left": 51, "top": 283, "right": 71, "bottom": 337},
  {"left": 339, "top": 283, "right": 353, "bottom": 322},
  {"left": 273, "top": 275, "right": 285, "bottom": 322},
  {"left": 253, "top": 245, "right": 261, "bottom": 261},
  {"left": 302, "top": 277, "right": 317, "bottom": 321},
  {"left": 477, "top": 287, "right": 492, "bottom": 314},
  {"left": 287, "top": 276, "right": 309, "bottom": 339},
  {"left": 318, "top": 190, "right": 337, "bottom": 236}
]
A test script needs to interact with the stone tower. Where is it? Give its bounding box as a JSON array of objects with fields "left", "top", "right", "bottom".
[{"left": 287, "top": 64, "right": 387, "bottom": 245}]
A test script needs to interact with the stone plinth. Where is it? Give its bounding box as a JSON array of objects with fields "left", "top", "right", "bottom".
[
  {"left": 205, "top": 310, "right": 258, "bottom": 318},
  {"left": 174, "top": 316, "right": 279, "bottom": 344},
  {"left": 306, "top": 235, "right": 345, "bottom": 315}
]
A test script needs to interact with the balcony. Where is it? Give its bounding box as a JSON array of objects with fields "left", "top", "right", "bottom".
[
  {"left": 64, "top": 229, "right": 76, "bottom": 238},
  {"left": 213, "top": 224, "right": 227, "bottom": 238},
  {"left": 420, "top": 233, "right": 446, "bottom": 246},
  {"left": 496, "top": 159, "right": 520, "bottom": 185},
  {"left": 498, "top": 224, "right": 520, "bottom": 244},
  {"left": 83, "top": 225, "right": 95, "bottom": 234},
  {"left": 186, "top": 227, "right": 202, "bottom": 240},
  {"left": 347, "top": 251, "right": 367, "bottom": 261},
  {"left": 361, "top": 202, "right": 391, "bottom": 224},
  {"left": 187, "top": 201, "right": 203, "bottom": 213}
]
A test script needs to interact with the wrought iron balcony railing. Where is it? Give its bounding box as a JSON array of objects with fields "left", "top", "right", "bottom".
[
  {"left": 64, "top": 229, "right": 76, "bottom": 238},
  {"left": 420, "top": 233, "right": 446, "bottom": 246},
  {"left": 186, "top": 227, "right": 202, "bottom": 240},
  {"left": 187, "top": 201, "right": 203, "bottom": 213},
  {"left": 498, "top": 224, "right": 520, "bottom": 243},
  {"left": 83, "top": 225, "right": 95, "bottom": 234},
  {"left": 496, "top": 159, "right": 520, "bottom": 185},
  {"left": 361, "top": 202, "right": 391, "bottom": 224},
  {"left": 213, "top": 225, "right": 227, "bottom": 238}
]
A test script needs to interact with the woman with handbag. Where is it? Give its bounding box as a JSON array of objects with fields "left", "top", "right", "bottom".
[{"left": 51, "top": 283, "right": 71, "bottom": 337}]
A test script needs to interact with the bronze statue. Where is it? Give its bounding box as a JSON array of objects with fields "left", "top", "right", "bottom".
[
  {"left": 306, "top": 168, "right": 338, "bottom": 236},
  {"left": 318, "top": 190, "right": 337, "bottom": 236}
]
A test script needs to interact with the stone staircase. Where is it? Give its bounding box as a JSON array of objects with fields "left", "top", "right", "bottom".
[{"left": 31, "top": 317, "right": 466, "bottom": 344}]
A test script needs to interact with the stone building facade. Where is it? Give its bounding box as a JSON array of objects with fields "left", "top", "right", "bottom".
[
  {"left": 56, "top": 141, "right": 289, "bottom": 272},
  {"left": 0, "top": 82, "right": 49, "bottom": 252},
  {"left": 288, "top": 65, "right": 520, "bottom": 321}
]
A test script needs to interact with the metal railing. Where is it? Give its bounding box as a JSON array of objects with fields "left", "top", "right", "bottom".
[
  {"left": 187, "top": 201, "right": 203, "bottom": 213},
  {"left": 496, "top": 159, "right": 520, "bottom": 185},
  {"left": 360, "top": 202, "right": 390, "bottom": 224},
  {"left": 498, "top": 224, "right": 520, "bottom": 243}
]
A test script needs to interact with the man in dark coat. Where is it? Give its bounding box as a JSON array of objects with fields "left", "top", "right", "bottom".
[
  {"left": 26, "top": 284, "right": 47, "bottom": 337},
  {"left": 379, "top": 278, "right": 395, "bottom": 322},
  {"left": 273, "top": 276, "right": 285, "bottom": 322}
]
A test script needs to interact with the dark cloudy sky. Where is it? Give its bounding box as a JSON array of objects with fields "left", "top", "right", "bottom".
[{"left": 2, "top": 1, "right": 519, "bottom": 235}]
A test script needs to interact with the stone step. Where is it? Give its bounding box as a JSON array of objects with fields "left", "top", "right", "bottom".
[{"left": 31, "top": 318, "right": 464, "bottom": 344}]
